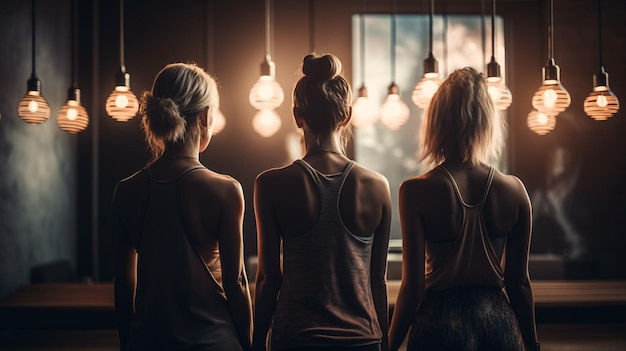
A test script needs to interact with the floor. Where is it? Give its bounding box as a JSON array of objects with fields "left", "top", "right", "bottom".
[{"left": 1, "top": 324, "right": 625, "bottom": 351}]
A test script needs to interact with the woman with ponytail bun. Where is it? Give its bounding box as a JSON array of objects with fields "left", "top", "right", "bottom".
[
  {"left": 252, "top": 53, "right": 391, "bottom": 351},
  {"left": 111, "top": 63, "right": 252, "bottom": 351}
]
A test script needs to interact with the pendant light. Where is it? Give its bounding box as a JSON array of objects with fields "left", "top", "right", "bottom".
[
  {"left": 105, "top": 0, "right": 138, "bottom": 122},
  {"left": 380, "top": 1, "right": 410, "bottom": 131},
  {"left": 486, "top": 0, "right": 512, "bottom": 111},
  {"left": 206, "top": 0, "right": 225, "bottom": 134},
  {"left": 250, "top": 0, "right": 283, "bottom": 137},
  {"left": 527, "top": 109, "right": 556, "bottom": 135},
  {"left": 531, "top": 0, "right": 570, "bottom": 119},
  {"left": 583, "top": 0, "right": 619, "bottom": 121},
  {"left": 351, "top": 0, "right": 378, "bottom": 128},
  {"left": 58, "top": 0, "right": 89, "bottom": 134},
  {"left": 17, "top": 0, "right": 51, "bottom": 124},
  {"left": 412, "top": 0, "right": 441, "bottom": 109}
]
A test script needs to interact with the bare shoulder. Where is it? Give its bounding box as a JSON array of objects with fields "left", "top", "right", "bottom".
[
  {"left": 400, "top": 168, "right": 445, "bottom": 195},
  {"left": 255, "top": 163, "right": 300, "bottom": 188},
  {"left": 491, "top": 170, "right": 530, "bottom": 198},
  {"left": 183, "top": 167, "right": 243, "bottom": 202},
  {"left": 351, "top": 163, "right": 390, "bottom": 189},
  {"left": 113, "top": 169, "right": 146, "bottom": 203}
]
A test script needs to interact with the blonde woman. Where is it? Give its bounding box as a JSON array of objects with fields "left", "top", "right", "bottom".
[
  {"left": 111, "top": 63, "right": 252, "bottom": 351},
  {"left": 388, "top": 67, "right": 539, "bottom": 351}
]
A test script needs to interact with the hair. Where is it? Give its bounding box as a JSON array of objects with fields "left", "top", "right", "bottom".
[
  {"left": 420, "top": 67, "right": 506, "bottom": 169},
  {"left": 292, "top": 53, "right": 352, "bottom": 147},
  {"left": 139, "top": 62, "right": 219, "bottom": 158}
]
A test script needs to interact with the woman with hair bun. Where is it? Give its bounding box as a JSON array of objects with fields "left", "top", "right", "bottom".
[
  {"left": 388, "top": 67, "right": 539, "bottom": 351},
  {"left": 252, "top": 53, "right": 392, "bottom": 351},
  {"left": 111, "top": 62, "right": 253, "bottom": 351}
]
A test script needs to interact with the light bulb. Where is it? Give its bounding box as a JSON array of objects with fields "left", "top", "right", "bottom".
[
  {"left": 106, "top": 85, "right": 139, "bottom": 122},
  {"left": 58, "top": 88, "right": 89, "bottom": 134},
  {"left": 532, "top": 60, "right": 571, "bottom": 117},
  {"left": 412, "top": 72, "right": 441, "bottom": 109},
  {"left": 249, "top": 75, "right": 284, "bottom": 111},
  {"left": 351, "top": 85, "right": 379, "bottom": 128},
  {"left": 527, "top": 109, "right": 556, "bottom": 135},
  {"left": 380, "top": 84, "right": 410, "bottom": 131},
  {"left": 584, "top": 69, "right": 620, "bottom": 121},
  {"left": 486, "top": 78, "right": 513, "bottom": 111},
  {"left": 252, "top": 109, "right": 281, "bottom": 137},
  {"left": 18, "top": 90, "right": 51, "bottom": 124}
]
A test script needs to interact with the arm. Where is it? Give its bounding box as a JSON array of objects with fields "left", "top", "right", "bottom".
[
  {"left": 371, "top": 179, "right": 391, "bottom": 351},
  {"left": 111, "top": 183, "right": 137, "bottom": 351},
  {"left": 504, "top": 178, "right": 538, "bottom": 350},
  {"left": 251, "top": 174, "right": 283, "bottom": 351},
  {"left": 388, "top": 180, "right": 426, "bottom": 351},
  {"left": 218, "top": 180, "right": 253, "bottom": 351}
]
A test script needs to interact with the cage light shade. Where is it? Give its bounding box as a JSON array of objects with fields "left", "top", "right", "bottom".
[
  {"left": 249, "top": 75, "right": 284, "bottom": 110},
  {"left": 18, "top": 90, "right": 51, "bottom": 124},
  {"left": 527, "top": 109, "right": 556, "bottom": 135},
  {"left": 380, "top": 84, "right": 410, "bottom": 131},
  {"left": 531, "top": 61, "right": 571, "bottom": 116},
  {"left": 106, "top": 86, "right": 139, "bottom": 121},
  {"left": 252, "top": 109, "right": 281, "bottom": 137},
  {"left": 487, "top": 78, "right": 513, "bottom": 111},
  {"left": 351, "top": 85, "right": 379, "bottom": 128},
  {"left": 212, "top": 108, "right": 226, "bottom": 134},
  {"left": 412, "top": 72, "right": 441, "bottom": 109},
  {"left": 584, "top": 70, "right": 619, "bottom": 121},
  {"left": 58, "top": 89, "right": 89, "bottom": 134}
]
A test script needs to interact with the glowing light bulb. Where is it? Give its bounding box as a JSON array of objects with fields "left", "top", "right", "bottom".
[
  {"left": 212, "top": 109, "right": 226, "bottom": 134},
  {"left": 412, "top": 72, "right": 441, "bottom": 109},
  {"left": 115, "top": 94, "right": 129, "bottom": 108},
  {"left": 67, "top": 108, "right": 78, "bottom": 121},
  {"left": 351, "top": 85, "right": 379, "bottom": 128},
  {"left": 543, "top": 88, "right": 557, "bottom": 108},
  {"left": 249, "top": 75, "right": 284, "bottom": 111},
  {"left": 380, "top": 93, "right": 410, "bottom": 131},
  {"left": 488, "top": 86, "right": 502, "bottom": 101},
  {"left": 106, "top": 85, "right": 139, "bottom": 121},
  {"left": 527, "top": 109, "right": 556, "bottom": 135},
  {"left": 252, "top": 109, "right": 281, "bottom": 137},
  {"left": 596, "top": 95, "right": 608, "bottom": 108},
  {"left": 28, "top": 100, "right": 39, "bottom": 113}
]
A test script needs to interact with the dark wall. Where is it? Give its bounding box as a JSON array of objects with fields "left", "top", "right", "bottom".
[
  {"left": 0, "top": 0, "right": 76, "bottom": 298},
  {"left": 2, "top": 0, "right": 625, "bottom": 296}
]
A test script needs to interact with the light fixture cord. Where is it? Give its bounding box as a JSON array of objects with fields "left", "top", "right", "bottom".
[
  {"left": 391, "top": 0, "right": 397, "bottom": 82},
  {"left": 598, "top": 0, "right": 603, "bottom": 67},
  {"left": 309, "top": 0, "right": 315, "bottom": 53},
  {"left": 548, "top": 0, "right": 553, "bottom": 59},
  {"left": 119, "top": 0, "right": 125, "bottom": 71},
  {"left": 205, "top": 0, "right": 214, "bottom": 73},
  {"left": 428, "top": 0, "right": 433, "bottom": 55},
  {"left": 71, "top": 0, "right": 77, "bottom": 85},
  {"left": 491, "top": 0, "right": 496, "bottom": 59},
  {"left": 264, "top": 0, "right": 271, "bottom": 57},
  {"left": 31, "top": 0, "right": 36, "bottom": 76}
]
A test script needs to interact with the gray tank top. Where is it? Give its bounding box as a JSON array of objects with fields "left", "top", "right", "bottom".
[
  {"left": 270, "top": 159, "right": 382, "bottom": 349},
  {"left": 424, "top": 165, "right": 505, "bottom": 292},
  {"left": 128, "top": 166, "right": 242, "bottom": 351}
]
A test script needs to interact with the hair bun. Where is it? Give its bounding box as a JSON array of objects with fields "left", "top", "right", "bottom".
[{"left": 302, "top": 54, "right": 342, "bottom": 82}]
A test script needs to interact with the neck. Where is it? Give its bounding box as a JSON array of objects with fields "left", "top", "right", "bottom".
[
  {"left": 303, "top": 132, "right": 343, "bottom": 156},
  {"left": 161, "top": 144, "right": 199, "bottom": 160}
]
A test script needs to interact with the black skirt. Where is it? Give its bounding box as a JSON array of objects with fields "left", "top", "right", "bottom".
[{"left": 407, "top": 286, "right": 524, "bottom": 351}]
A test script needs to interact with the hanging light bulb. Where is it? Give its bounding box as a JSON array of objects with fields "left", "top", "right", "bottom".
[
  {"left": 58, "top": 0, "right": 89, "bottom": 133},
  {"left": 381, "top": 83, "right": 410, "bottom": 131},
  {"left": 527, "top": 109, "right": 556, "bottom": 136},
  {"left": 212, "top": 108, "right": 226, "bottom": 134},
  {"left": 352, "top": 85, "right": 379, "bottom": 128},
  {"left": 584, "top": 0, "right": 619, "bottom": 121},
  {"left": 412, "top": 0, "right": 441, "bottom": 109},
  {"left": 250, "top": 0, "right": 283, "bottom": 137},
  {"left": 18, "top": 0, "right": 50, "bottom": 124},
  {"left": 252, "top": 109, "right": 281, "bottom": 138},
  {"left": 485, "top": 0, "right": 512, "bottom": 111},
  {"left": 58, "top": 86, "right": 89, "bottom": 134},
  {"left": 381, "top": 2, "right": 410, "bottom": 130},
  {"left": 530, "top": 0, "right": 570, "bottom": 119}
]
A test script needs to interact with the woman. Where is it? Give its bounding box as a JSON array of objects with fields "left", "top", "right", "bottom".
[
  {"left": 252, "top": 53, "right": 391, "bottom": 351},
  {"left": 388, "top": 67, "right": 539, "bottom": 351},
  {"left": 111, "top": 63, "right": 252, "bottom": 351}
]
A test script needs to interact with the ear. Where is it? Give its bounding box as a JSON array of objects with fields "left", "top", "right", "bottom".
[
  {"left": 199, "top": 106, "right": 211, "bottom": 128},
  {"left": 293, "top": 107, "right": 304, "bottom": 128}
]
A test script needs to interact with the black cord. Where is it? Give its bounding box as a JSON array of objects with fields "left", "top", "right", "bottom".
[
  {"left": 391, "top": 0, "right": 397, "bottom": 82},
  {"left": 359, "top": 8, "right": 365, "bottom": 85},
  {"left": 71, "top": 0, "right": 77, "bottom": 85},
  {"left": 265, "top": 0, "right": 270, "bottom": 57},
  {"left": 309, "top": 0, "right": 315, "bottom": 53},
  {"left": 598, "top": 0, "right": 603, "bottom": 67},
  {"left": 428, "top": 0, "right": 433, "bottom": 55},
  {"left": 119, "top": 0, "right": 125, "bottom": 71},
  {"left": 548, "top": 0, "right": 553, "bottom": 60},
  {"left": 31, "top": 0, "right": 36, "bottom": 76},
  {"left": 491, "top": 0, "right": 496, "bottom": 59}
]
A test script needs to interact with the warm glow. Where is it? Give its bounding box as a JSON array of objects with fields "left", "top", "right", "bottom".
[
  {"left": 487, "top": 80, "right": 513, "bottom": 111},
  {"left": 596, "top": 95, "right": 608, "bottom": 108},
  {"left": 351, "top": 96, "right": 379, "bottom": 128},
  {"left": 532, "top": 81, "right": 571, "bottom": 117},
  {"left": 249, "top": 75, "right": 284, "bottom": 111},
  {"left": 106, "top": 86, "right": 139, "bottom": 122},
  {"left": 527, "top": 109, "right": 556, "bottom": 135},
  {"left": 543, "top": 88, "right": 557, "bottom": 108},
  {"left": 412, "top": 74, "right": 441, "bottom": 109},
  {"left": 380, "top": 94, "right": 410, "bottom": 131},
  {"left": 488, "top": 85, "right": 501, "bottom": 101},
  {"left": 252, "top": 109, "right": 281, "bottom": 137},
  {"left": 18, "top": 91, "right": 51, "bottom": 124},
  {"left": 58, "top": 100, "right": 89, "bottom": 134},
  {"left": 212, "top": 109, "right": 226, "bottom": 134},
  {"left": 584, "top": 86, "right": 620, "bottom": 121}
]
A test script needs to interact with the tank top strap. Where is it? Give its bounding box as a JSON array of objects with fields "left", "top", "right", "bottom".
[
  {"left": 295, "top": 159, "right": 355, "bottom": 186},
  {"left": 142, "top": 165, "right": 206, "bottom": 184},
  {"left": 479, "top": 166, "right": 495, "bottom": 205},
  {"left": 436, "top": 165, "right": 472, "bottom": 207}
]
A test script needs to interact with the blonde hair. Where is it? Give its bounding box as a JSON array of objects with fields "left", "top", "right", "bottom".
[
  {"left": 293, "top": 53, "right": 352, "bottom": 150},
  {"left": 420, "top": 67, "right": 506, "bottom": 168},
  {"left": 139, "top": 62, "right": 218, "bottom": 159}
]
